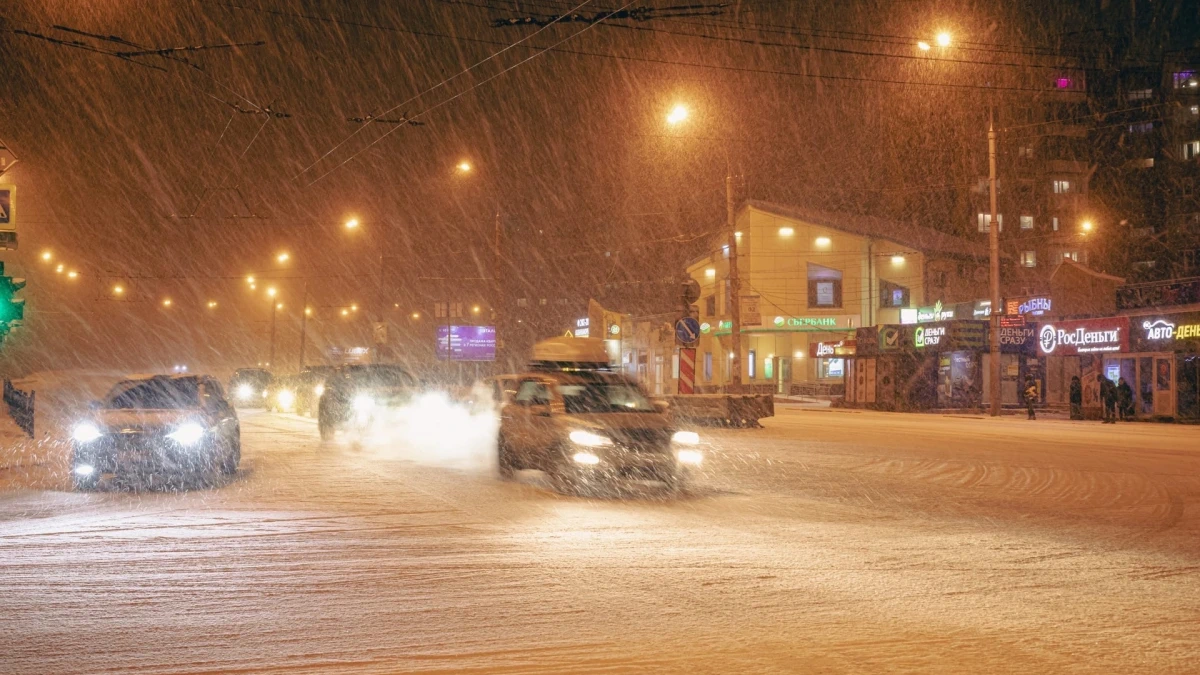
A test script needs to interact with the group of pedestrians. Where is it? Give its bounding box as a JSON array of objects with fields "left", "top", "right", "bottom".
[
  {"left": 1060, "top": 374, "right": 1136, "bottom": 423},
  {"left": 1097, "top": 373, "right": 1135, "bottom": 423}
]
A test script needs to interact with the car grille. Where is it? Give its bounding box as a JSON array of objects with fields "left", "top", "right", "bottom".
[{"left": 607, "top": 429, "right": 671, "bottom": 454}]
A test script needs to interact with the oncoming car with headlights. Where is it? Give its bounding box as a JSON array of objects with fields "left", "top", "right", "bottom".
[
  {"left": 229, "top": 367, "right": 272, "bottom": 408},
  {"left": 497, "top": 338, "right": 703, "bottom": 493},
  {"left": 317, "top": 365, "right": 418, "bottom": 440},
  {"left": 70, "top": 374, "right": 241, "bottom": 490}
]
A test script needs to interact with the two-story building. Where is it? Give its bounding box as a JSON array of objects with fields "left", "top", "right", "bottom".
[{"left": 685, "top": 200, "right": 989, "bottom": 394}]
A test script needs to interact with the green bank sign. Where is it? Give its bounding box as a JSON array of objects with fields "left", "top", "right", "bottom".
[{"left": 714, "top": 315, "right": 848, "bottom": 335}]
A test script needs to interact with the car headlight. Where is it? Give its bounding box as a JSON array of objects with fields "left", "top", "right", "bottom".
[
  {"left": 72, "top": 422, "right": 102, "bottom": 443},
  {"left": 167, "top": 422, "right": 206, "bottom": 446},
  {"left": 313, "top": 383, "right": 325, "bottom": 397},
  {"left": 676, "top": 449, "right": 704, "bottom": 466},
  {"left": 277, "top": 389, "right": 296, "bottom": 410},
  {"left": 262, "top": 390, "right": 269, "bottom": 399},
  {"left": 572, "top": 451, "right": 601, "bottom": 465},
  {"left": 352, "top": 394, "right": 376, "bottom": 413},
  {"left": 672, "top": 430, "right": 701, "bottom": 445},
  {"left": 237, "top": 384, "right": 253, "bottom": 399},
  {"left": 569, "top": 430, "right": 612, "bottom": 447}
]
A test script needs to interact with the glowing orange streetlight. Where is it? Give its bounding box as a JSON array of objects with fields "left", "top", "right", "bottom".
[{"left": 666, "top": 103, "right": 689, "bottom": 126}]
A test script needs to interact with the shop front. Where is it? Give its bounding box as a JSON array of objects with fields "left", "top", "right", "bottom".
[
  {"left": 1124, "top": 312, "right": 1200, "bottom": 420},
  {"left": 1037, "top": 316, "right": 1130, "bottom": 418},
  {"left": 701, "top": 314, "right": 859, "bottom": 394},
  {"left": 844, "top": 321, "right": 987, "bottom": 410},
  {"left": 982, "top": 316, "right": 1043, "bottom": 407}
]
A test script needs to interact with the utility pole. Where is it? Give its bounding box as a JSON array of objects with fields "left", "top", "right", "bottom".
[
  {"left": 726, "top": 172, "right": 743, "bottom": 392},
  {"left": 268, "top": 300, "right": 278, "bottom": 369},
  {"left": 988, "top": 110, "right": 1002, "bottom": 417},
  {"left": 297, "top": 280, "right": 309, "bottom": 370}
]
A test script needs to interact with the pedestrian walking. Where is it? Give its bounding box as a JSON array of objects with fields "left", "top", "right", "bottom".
[
  {"left": 1117, "top": 377, "right": 1134, "bottom": 421},
  {"left": 1099, "top": 374, "right": 1117, "bottom": 424},
  {"left": 1069, "top": 375, "right": 1083, "bottom": 420},
  {"left": 1024, "top": 377, "right": 1038, "bottom": 420}
]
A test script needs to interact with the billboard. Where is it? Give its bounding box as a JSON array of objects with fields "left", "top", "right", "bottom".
[
  {"left": 436, "top": 325, "right": 496, "bottom": 361},
  {"left": 1037, "top": 317, "right": 1129, "bottom": 356}
]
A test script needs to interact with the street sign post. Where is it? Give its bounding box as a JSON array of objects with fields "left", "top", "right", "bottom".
[
  {"left": 678, "top": 347, "right": 697, "bottom": 394},
  {"left": 675, "top": 316, "right": 700, "bottom": 346},
  {"left": 0, "top": 184, "right": 14, "bottom": 230}
]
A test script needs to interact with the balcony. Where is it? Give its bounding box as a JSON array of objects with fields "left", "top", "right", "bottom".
[{"left": 1044, "top": 159, "right": 1089, "bottom": 175}]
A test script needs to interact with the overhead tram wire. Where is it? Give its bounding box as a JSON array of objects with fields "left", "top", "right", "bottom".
[
  {"left": 303, "top": 0, "right": 641, "bottom": 187},
  {"left": 203, "top": 1, "right": 1083, "bottom": 100},
  {"left": 286, "top": 0, "right": 602, "bottom": 181}
]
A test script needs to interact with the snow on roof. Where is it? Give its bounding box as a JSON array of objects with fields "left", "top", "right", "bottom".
[
  {"left": 743, "top": 200, "right": 989, "bottom": 259},
  {"left": 1050, "top": 258, "right": 1126, "bottom": 284},
  {"left": 531, "top": 337, "right": 610, "bottom": 364}
]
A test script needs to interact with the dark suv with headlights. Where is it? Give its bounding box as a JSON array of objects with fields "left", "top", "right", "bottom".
[
  {"left": 497, "top": 369, "right": 703, "bottom": 493},
  {"left": 317, "top": 365, "right": 418, "bottom": 440},
  {"left": 71, "top": 374, "right": 241, "bottom": 490}
]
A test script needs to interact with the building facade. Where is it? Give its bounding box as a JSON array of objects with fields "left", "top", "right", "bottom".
[{"left": 684, "top": 201, "right": 988, "bottom": 394}]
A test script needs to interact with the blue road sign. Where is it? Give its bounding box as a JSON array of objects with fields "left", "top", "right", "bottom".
[{"left": 675, "top": 316, "right": 701, "bottom": 345}]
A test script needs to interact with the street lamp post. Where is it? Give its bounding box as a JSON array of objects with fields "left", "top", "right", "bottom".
[
  {"left": 667, "top": 102, "right": 742, "bottom": 391},
  {"left": 987, "top": 111, "right": 1001, "bottom": 417},
  {"left": 267, "top": 287, "right": 279, "bottom": 368}
]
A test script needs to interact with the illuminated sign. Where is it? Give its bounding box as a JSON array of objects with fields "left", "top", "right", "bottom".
[
  {"left": 716, "top": 315, "right": 854, "bottom": 334},
  {"left": 915, "top": 300, "right": 954, "bottom": 323},
  {"left": 1143, "top": 319, "right": 1175, "bottom": 340},
  {"left": 900, "top": 308, "right": 918, "bottom": 324},
  {"left": 1018, "top": 297, "right": 1052, "bottom": 316},
  {"left": 700, "top": 322, "right": 711, "bottom": 333},
  {"left": 915, "top": 325, "right": 946, "bottom": 348},
  {"left": 1037, "top": 317, "right": 1128, "bottom": 355},
  {"left": 575, "top": 317, "right": 590, "bottom": 338},
  {"left": 972, "top": 300, "right": 992, "bottom": 318},
  {"left": 809, "top": 340, "right": 857, "bottom": 358}
]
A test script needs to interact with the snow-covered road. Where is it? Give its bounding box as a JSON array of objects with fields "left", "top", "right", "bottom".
[{"left": 2, "top": 406, "right": 1198, "bottom": 673}]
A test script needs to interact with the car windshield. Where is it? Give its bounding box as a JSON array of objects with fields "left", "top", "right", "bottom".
[
  {"left": 347, "top": 366, "right": 415, "bottom": 388},
  {"left": 558, "top": 382, "right": 654, "bottom": 413},
  {"left": 232, "top": 370, "right": 271, "bottom": 386},
  {"left": 106, "top": 378, "right": 200, "bottom": 410}
]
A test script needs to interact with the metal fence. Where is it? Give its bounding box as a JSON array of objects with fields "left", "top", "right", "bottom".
[{"left": 3, "top": 379, "right": 34, "bottom": 439}]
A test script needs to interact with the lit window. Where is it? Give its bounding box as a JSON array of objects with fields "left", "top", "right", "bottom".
[
  {"left": 779, "top": 227, "right": 795, "bottom": 237},
  {"left": 1055, "top": 77, "right": 1073, "bottom": 89},
  {"left": 1020, "top": 215, "right": 1034, "bottom": 230},
  {"left": 1018, "top": 145, "right": 1034, "bottom": 159},
  {"left": 539, "top": 298, "right": 547, "bottom": 306},
  {"left": 516, "top": 297, "right": 528, "bottom": 307},
  {"left": 1127, "top": 88, "right": 1153, "bottom": 101},
  {"left": 1192, "top": 105, "right": 1199, "bottom": 116},
  {"left": 1183, "top": 141, "right": 1200, "bottom": 160},
  {"left": 1053, "top": 180, "right": 1072, "bottom": 194},
  {"left": 815, "top": 236, "right": 831, "bottom": 247},
  {"left": 1129, "top": 121, "right": 1154, "bottom": 133},
  {"left": 748, "top": 349, "right": 756, "bottom": 380},
  {"left": 434, "top": 302, "right": 448, "bottom": 318},
  {"left": 1052, "top": 217, "right": 1060, "bottom": 231},
  {"left": 705, "top": 268, "right": 716, "bottom": 278},
  {"left": 1021, "top": 250, "right": 1037, "bottom": 267},
  {"left": 703, "top": 352, "right": 712, "bottom": 381},
  {"left": 1173, "top": 71, "right": 1197, "bottom": 89},
  {"left": 977, "top": 213, "right": 1003, "bottom": 233}
]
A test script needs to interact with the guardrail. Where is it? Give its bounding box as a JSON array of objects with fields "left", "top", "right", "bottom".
[
  {"left": 665, "top": 394, "right": 774, "bottom": 428},
  {"left": 3, "top": 379, "right": 34, "bottom": 439}
]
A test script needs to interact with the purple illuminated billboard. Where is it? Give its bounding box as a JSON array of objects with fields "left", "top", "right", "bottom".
[{"left": 436, "top": 325, "right": 496, "bottom": 361}]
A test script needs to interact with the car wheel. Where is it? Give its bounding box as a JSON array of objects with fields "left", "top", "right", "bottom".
[
  {"left": 221, "top": 436, "right": 241, "bottom": 475},
  {"left": 497, "top": 434, "right": 517, "bottom": 477}
]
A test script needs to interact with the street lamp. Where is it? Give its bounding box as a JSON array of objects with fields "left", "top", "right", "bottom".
[
  {"left": 112, "top": 284, "right": 124, "bottom": 296},
  {"left": 666, "top": 103, "right": 689, "bottom": 126},
  {"left": 207, "top": 301, "right": 218, "bottom": 309},
  {"left": 162, "top": 298, "right": 172, "bottom": 307},
  {"left": 345, "top": 218, "right": 359, "bottom": 230},
  {"left": 1081, "top": 220, "right": 1094, "bottom": 233},
  {"left": 267, "top": 287, "right": 277, "bottom": 298},
  {"left": 936, "top": 32, "right": 952, "bottom": 47},
  {"left": 40, "top": 251, "right": 52, "bottom": 262},
  {"left": 67, "top": 270, "right": 79, "bottom": 279},
  {"left": 917, "top": 41, "right": 931, "bottom": 51},
  {"left": 276, "top": 252, "right": 290, "bottom": 264},
  {"left": 455, "top": 160, "right": 472, "bottom": 174},
  {"left": 246, "top": 275, "right": 255, "bottom": 284}
]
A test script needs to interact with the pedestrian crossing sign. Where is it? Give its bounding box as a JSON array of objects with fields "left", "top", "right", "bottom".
[{"left": 0, "top": 185, "right": 13, "bottom": 229}]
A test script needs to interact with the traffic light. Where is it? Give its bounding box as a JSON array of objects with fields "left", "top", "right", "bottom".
[{"left": 0, "top": 261, "right": 26, "bottom": 340}]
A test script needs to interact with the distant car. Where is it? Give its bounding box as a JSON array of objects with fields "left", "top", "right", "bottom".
[
  {"left": 229, "top": 368, "right": 273, "bottom": 408},
  {"left": 265, "top": 374, "right": 301, "bottom": 413},
  {"left": 496, "top": 338, "right": 703, "bottom": 493},
  {"left": 294, "top": 366, "right": 336, "bottom": 417},
  {"left": 317, "top": 365, "right": 418, "bottom": 440},
  {"left": 70, "top": 374, "right": 241, "bottom": 490}
]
